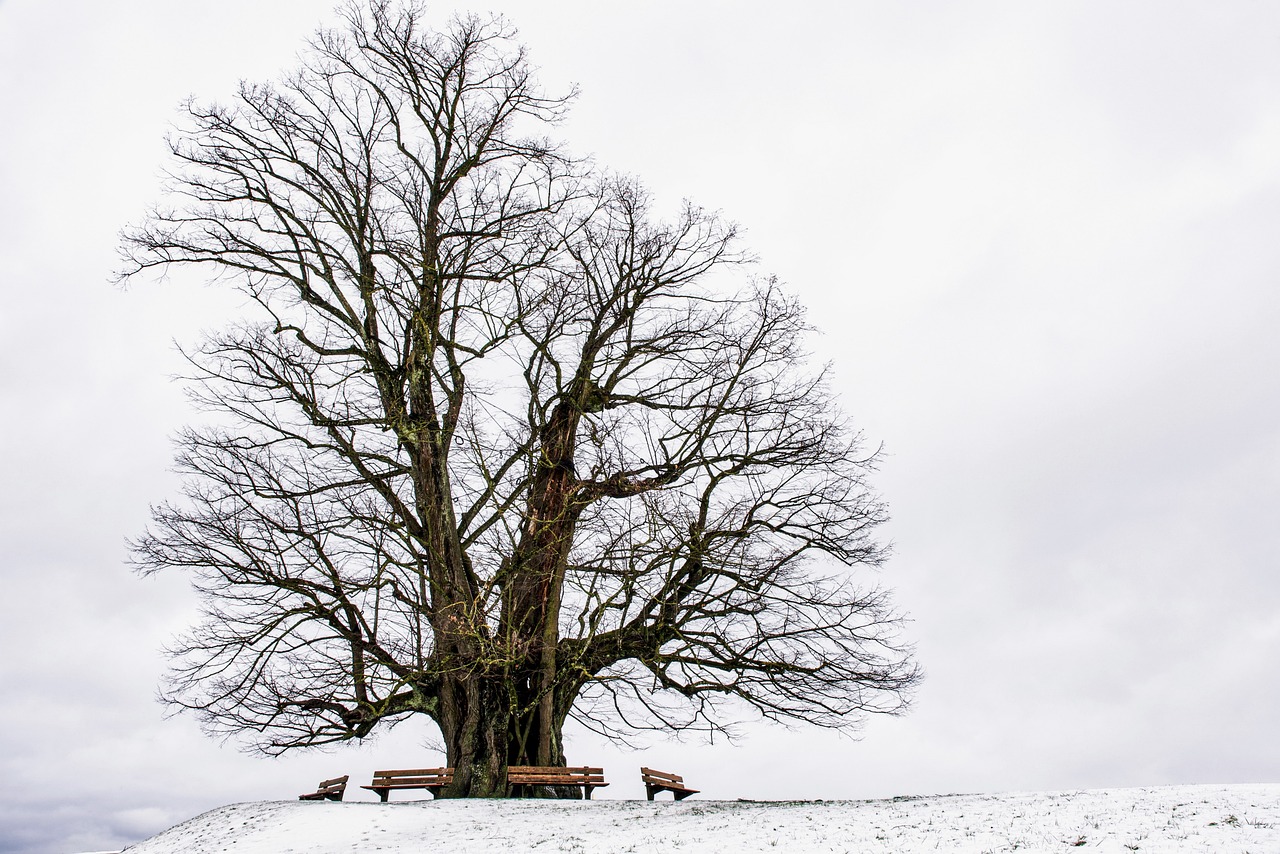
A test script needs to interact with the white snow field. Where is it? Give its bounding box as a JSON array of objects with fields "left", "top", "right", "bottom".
[{"left": 114, "top": 784, "right": 1280, "bottom": 853}]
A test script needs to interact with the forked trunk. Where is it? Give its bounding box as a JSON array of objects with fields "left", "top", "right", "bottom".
[{"left": 436, "top": 672, "right": 577, "bottom": 798}]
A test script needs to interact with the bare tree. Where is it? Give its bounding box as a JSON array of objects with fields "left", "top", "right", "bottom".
[{"left": 119, "top": 0, "right": 919, "bottom": 798}]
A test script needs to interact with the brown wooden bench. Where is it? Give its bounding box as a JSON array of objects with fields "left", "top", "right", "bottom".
[
  {"left": 362, "top": 767, "right": 454, "bottom": 801},
  {"left": 507, "top": 765, "right": 609, "bottom": 799},
  {"left": 641, "top": 767, "right": 699, "bottom": 801},
  {"left": 298, "top": 775, "right": 349, "bottom": 801}
]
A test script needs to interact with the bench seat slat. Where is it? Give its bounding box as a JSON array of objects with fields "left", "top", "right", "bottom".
[
  {"left": 368, "top": 774, "right": 453, "bottom": 782},
  {"left": 506, "top": 773, "right": 606, "bottom": 783}
]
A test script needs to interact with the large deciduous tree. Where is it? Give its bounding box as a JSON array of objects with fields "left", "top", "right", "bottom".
[{"left": 119, "top": 0, "right": 919, "bottom": 797}]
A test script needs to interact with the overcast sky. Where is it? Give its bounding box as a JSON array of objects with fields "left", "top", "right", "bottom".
[{"left": 3, "top": 1, "right": 1280, "bottom": 852}]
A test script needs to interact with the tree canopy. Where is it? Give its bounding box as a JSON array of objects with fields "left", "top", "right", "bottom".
[{"left": 119, "top": 0, "right": 919, "bottom": 797}]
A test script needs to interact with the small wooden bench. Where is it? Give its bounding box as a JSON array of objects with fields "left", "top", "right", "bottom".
[
  {"left": 298, "top": 775, "right": 349, "bottom": 801},
  {"left": 508, "top": 765, "right": 609, "bottom": 799},
  {"left": 362, "top": 767, "right": 454, "bottom": 801},
  {"left": 641, "top": 767, "right": 699, "bottom": 801}
]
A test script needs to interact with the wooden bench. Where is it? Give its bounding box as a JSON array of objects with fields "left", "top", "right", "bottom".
[
  {"left": 641, "top": 767, "right": 699, "bottom": 801},
  {"left": 298, "top": 775, "right": 349, "bottom": 801},
  {"left": 507, "top": 765, "right": 609, "bottom": 799},
  {"left": 362, "top": 767, "right": 454, "bottom": 801}
]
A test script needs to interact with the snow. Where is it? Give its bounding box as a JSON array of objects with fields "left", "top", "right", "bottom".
[{"left": 106, "top": 784, "right": 1280, "bottom": 853}]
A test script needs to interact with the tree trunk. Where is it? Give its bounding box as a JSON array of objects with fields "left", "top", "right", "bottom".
[
  {"left": 437, "top": 673, "right": 507, "bottom": 797},
  {"left": 434, "top": 670, "right": 582, "bottom": 798}
]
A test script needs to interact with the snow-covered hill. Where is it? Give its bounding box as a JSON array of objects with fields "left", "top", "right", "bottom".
[{"left": 113, "top": 784, "right": 1280, "bottom": 853}]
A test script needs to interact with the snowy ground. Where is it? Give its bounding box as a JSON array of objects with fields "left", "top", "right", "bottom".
[{"left": 108, "top": 784, "right": 1280, "bottom": 853}]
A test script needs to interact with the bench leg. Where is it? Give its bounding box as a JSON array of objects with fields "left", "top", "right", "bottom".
[
  {"left": 584, "top": 785, "right": 593, "bottom": 800},
  {"left": 376, "top": 789, "right": 389, "bottom": 803},
  {"left": 674, "top": 790, "right": 692, "bottom": 801}
]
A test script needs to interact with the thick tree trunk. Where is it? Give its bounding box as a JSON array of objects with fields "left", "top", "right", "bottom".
[
  {"left": 434, "top": 671, "right": 580, "bottom": 798},
  {"left": 437, "top": 673, "right": 507, "bottom": 797}
]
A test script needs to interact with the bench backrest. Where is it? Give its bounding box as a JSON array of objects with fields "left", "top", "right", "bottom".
[
  {"left": 316, "top": 775, "right": 349, "bottom": 791},
  {"left": 508, "top": 765, "right": 606, "bottom": 785},
  {"left": 370, "top": 768, "right": 453, "bottom": 785},
  {"left": 641, "top": 767, "right": 685, "bottom": 786}
]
